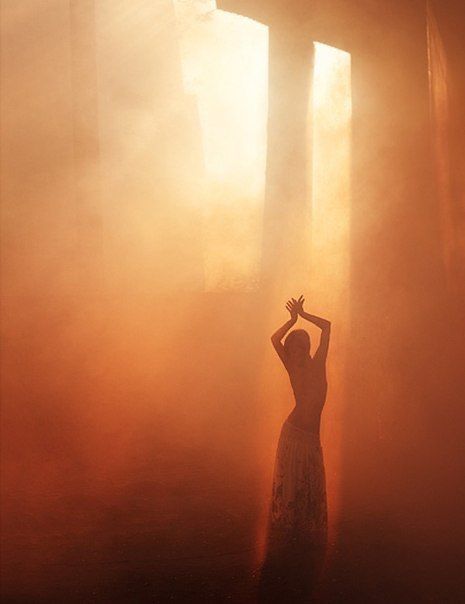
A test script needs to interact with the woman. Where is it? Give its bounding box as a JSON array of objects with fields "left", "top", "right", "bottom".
[{"left": 266, "top": 295, "right": 331, "bottom": 559}]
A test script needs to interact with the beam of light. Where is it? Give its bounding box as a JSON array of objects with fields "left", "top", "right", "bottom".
[
  {"left": 311, "top": 41, "right": 352, "bottom": 538},
  {"left": 312, "top": 42, "right": 352, "bottom": 277},
  {"left": 174, "top": 1, "right": 268, "bottom": 291}
]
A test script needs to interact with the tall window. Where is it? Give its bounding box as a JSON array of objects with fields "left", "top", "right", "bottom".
[{"left": 175, "top": 1, "right": 269, "bottom": 291}]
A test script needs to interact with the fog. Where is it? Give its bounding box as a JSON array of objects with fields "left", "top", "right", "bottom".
[{"left": 1, "top": 1, "right": 464, "bottom": 602}]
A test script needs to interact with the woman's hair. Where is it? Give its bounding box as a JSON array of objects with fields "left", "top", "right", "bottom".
[{"left": 284, "top": 329, "right": 311, "bottom": 355}]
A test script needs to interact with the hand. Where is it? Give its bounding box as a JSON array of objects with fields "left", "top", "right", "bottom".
[
  {"left": 292, "top": 295, "right": 305, "bottom": 316},
  {"left": 285, "top": 298, "right": 300, "bottom": 321}
]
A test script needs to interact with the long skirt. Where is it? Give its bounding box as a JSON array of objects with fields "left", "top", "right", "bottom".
[
  {"left": 258, "top": 420, "right": 328, "bottom": 599},
  {"left": 267, "top": 419, "right": 328, "bottom": 553}
]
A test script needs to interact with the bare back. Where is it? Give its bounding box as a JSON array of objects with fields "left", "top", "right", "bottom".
[{"left": 285, "top": 356, "right": 327, "bottom": 434}]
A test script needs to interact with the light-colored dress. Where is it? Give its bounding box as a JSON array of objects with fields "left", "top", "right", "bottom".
[{"left": 267, "top": 419, "right": 327, "bottom": 553}]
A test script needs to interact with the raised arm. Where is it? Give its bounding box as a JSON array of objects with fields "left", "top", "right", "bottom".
[
  {"left": 294, "top": 296, "right": 331, "bottom": 363},
  {"left": 270, "top": 300, "right": 298, "bottom": 367}
]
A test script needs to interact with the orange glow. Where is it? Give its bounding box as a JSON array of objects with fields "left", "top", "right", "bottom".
[{"left": 5, "top": 2, "right": 461, "bottom": 602}]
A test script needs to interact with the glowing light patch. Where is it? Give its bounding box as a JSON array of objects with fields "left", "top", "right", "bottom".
[
  {"left": 312, "top": 42, "right": 352, "bottom": 285},
  {"left": 175, "top": 1, "right": 269, "bottom": 291}
]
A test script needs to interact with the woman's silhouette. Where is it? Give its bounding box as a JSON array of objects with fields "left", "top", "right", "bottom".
[{"left": 259, "top": 295, "right": 331, "bottom": 600}]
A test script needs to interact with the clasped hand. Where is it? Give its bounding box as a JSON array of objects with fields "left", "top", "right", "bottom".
[{"left": 285, "top": 295, "right": 305, "bottom": 321}]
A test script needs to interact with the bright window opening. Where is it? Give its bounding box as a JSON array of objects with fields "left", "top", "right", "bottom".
[
  {"left": 312, "top": 42, "right": 352, "bottom": 299},
  {"left": 176, "top": 7, "right": 351, "bottom": 300},
  {"left": 175, "top": 1, "right": 269, "bottom": 291}
]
